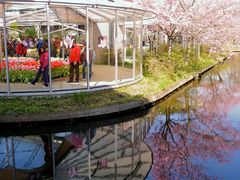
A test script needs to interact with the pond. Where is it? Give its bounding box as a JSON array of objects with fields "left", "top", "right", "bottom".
[{"left": 1, "top": 54, "right": 240, "bottom": 179}]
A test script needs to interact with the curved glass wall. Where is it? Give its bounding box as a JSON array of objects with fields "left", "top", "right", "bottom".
[{"left": 0, "top": 1, "right": 153, "bottom": 96}]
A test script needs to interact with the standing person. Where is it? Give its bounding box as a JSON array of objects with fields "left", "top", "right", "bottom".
[
  {"left": 68, "top": 41, "right": 81, "bottom": 83},
  {"left": 7, "top": 39, "right": 14, "bottom": 56},
  {"left": 21, "top": 37, "right": 28, "bottom": 57},
  {"left": 30, "top": 47, "right": 49, "bottom": 87},
  {"left": 15, "top": 40, "right": 27, "bottom": 57},
  {"left": 82, "top": 45, "right": 95, "bottom": 80},
  {"left": 37, "top": 37, "right": 43, "bottom": 56},
  {"left": 54, "top": 37, "right": 61, "bottom": 57}
]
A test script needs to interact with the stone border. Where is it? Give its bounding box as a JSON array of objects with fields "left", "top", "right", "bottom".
[{"left": 0, "top": 56, "right": 230, "bottom": 123}]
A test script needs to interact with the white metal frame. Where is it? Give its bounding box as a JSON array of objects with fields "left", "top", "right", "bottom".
[{"left": 0, "top": 1, "right": 155, "bottom": 96}]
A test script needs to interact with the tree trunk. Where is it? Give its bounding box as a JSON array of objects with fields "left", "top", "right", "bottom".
[
  {"left": 148, "top": 35, "right": 153, "bottom": 55},
  {"left": 181, "top": 36, "right": 185, "bottom": 48},
  {"left": 156, "top": 28, "right": 159, "bottom": 57},
  {"left": 185, "top": 41, "right": 191, "bottom": 63},
  {"left": 185, "top": 91, "right": 191, "bottom": 128},
  {"left": 197, "top": 43, "right": 201, "bottom": 59},
  {"left": 168, "top": 38, "right": 172, "bottom": 62}
]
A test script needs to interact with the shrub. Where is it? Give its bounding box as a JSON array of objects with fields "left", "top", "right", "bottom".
[
  {"left": 126, "top": 47, "right": 133, "bottom": 58},
  {"left": 0, "top": 58, "right": 69, "bottom": 83},
  {"left": 0, "top": 66, "right": 69, "bottom": 83},
  {"left": 143, "top": 44, "right": 216, "bottom": 82}
]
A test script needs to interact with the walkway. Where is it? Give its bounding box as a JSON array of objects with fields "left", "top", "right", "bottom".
[{"left": 0, "top": 65, "right": 137, "bottom": 92}]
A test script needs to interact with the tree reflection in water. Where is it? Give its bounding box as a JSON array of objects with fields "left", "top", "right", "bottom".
[{"left": 145, "top": 57, "right": 240, "bottom": 179}]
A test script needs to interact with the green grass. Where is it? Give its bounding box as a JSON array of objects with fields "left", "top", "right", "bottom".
[{"left": 0, "top": 48, "right": 218, "bottom": 115}]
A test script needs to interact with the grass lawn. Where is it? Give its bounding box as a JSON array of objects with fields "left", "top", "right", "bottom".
[{"left": 0, "top": 53, "right": 217, "bottom": 115}]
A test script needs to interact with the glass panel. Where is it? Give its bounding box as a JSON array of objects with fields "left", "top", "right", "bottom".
[
  {"left": 49, "top": 5, "right": 87, "bottom": 91},
  {"left": 4, "top": 3, "right": 49, "bottom": 93},
  {"left": 120, "top": 20, "right": 133, "bottom": 83},
  {"left": 0, "top": 4, "right": 6, "bottom": 93},
  {"left": 87, "top": 21, "right": 115, "bottom": 89},
  {"left": 136, "top": 19, "right": 141, "bottom": 79}
]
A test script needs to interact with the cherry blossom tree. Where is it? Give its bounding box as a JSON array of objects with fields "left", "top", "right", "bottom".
[
  {"left": 154, "top": 0, "right": 195, "bottom": 59},
  {"left": 138, "top": 0, "right": 240, "bottom": 59},
  {"left": 187, "top": 0, "right": 240, "bottom": 55}
]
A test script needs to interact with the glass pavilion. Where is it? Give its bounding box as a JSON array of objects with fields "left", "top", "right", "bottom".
[{"left": 0, "top": 0, "right": 154, "bottom": 96}]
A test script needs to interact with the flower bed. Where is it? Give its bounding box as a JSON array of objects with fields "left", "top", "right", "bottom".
[{"left": 0, "top": 57, "right": 69, "bottom": 83}]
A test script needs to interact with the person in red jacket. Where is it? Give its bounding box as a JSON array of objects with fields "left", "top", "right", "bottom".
[
  {"left": 30, "top": 47, "right": 49, "bottom": 87},
  {"left": 68, "top": 41, "right": 81, "bottom": 83},
  {"left": 15, "top": 41, "right": 27, "bottom": 57}
]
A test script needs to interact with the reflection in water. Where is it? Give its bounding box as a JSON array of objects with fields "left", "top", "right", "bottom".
[
  {"left": 5, "top": 138, "right": 44, "bottom": 169},
  {"left": 145, "top": 56, "right": 240, "bottom": 179},
  {"left": 1, "top": 56, "right": 240, "bottom": 179},
  {"left": 0, "top": 121, "right": 152, "bottom": 179}
]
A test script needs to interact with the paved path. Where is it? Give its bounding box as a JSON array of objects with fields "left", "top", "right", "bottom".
[{"left": 0, "top": 64, "right": 135, "bottom": 92}]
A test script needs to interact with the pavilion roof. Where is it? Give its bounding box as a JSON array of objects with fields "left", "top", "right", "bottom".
[{"left": 0, "top": 0, "right": 155, "bottom": 25}]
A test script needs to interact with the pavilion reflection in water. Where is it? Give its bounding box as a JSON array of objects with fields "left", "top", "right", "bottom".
[{"left": 0, "top": 118, "right": 153, "bottom": 179}]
